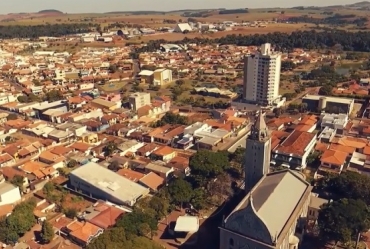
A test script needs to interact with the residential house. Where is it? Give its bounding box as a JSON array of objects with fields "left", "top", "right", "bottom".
[
  {"left": 117, "top": 168, "right": 144, "bottom": 182},
  {"left": 69, "top": 142, "right": 93, "bottom": 155},
  {"left": 144, "top": 124, "right": 185, "bottom": 145},
  {"left": 0, "top": 167, "right": 29, "bottom": 190},
  {"left": 315, "top": 149, "right": 348, "bottom": 178},
  {"left": 65, "top": 221, "right": 103, "bottom": 247},
  {"left": 117, "top": 140, "right": 145, "bottom": 157},
  {"left": 91, "top": 98, "right": 118, "bottom": 111},
  {"left": 101, "top": 114, "right": 119, "bottom": 126},
  {"left": 110, "top": 155, "right": 130, "bottom": 169},
  {"left": 38, "top": 150, "right": 65, "bottom": 165},
  {"left": 167, "top": 156, "right": 191, "bottom": 176},
  {"left": 151, "top": 146, "right": 177, "bottom": 162},
  {"left": 81, "top": 119, "right": 109, "bottom": 132},
  {"left": 139, "top": 172, "right": 165, "bottom": 192},
  {"left": 347, "top": 151, "right": 370, "bottom": 174},
  {"left": 320, "top": 113, "right": 348, "bottom": 134},
  {"left": 144, "top": 162, "right": 174, "bottom": 180},
  {"left": 0, "top": 153, "right": 15, "bottom": 167},
  {"left": 294, "top": 115, "right": 318, "bottom": 133},
  {"left": 79, "top": 132, "right": 99, "bottom": 144},
  {"left": 136, "top": 143, "right": 158, "bottom": 157},
  {"left": 81, "top": 201, "right": 126, "bottom": 229},
  {"left": 18, "top": 143, "right": 40, "bottom": 159}
]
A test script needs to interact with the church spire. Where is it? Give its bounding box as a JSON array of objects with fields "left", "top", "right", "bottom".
[{"left": 249, "top": 112, "right": 270, "bottom": 142}]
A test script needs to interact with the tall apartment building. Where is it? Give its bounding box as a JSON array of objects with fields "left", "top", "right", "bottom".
[
  {"left": 129, "top": 92, "right": 151, "bottom": 111},
  {"left": 243, "top": 43, "right": 281, "bottom": 106}
]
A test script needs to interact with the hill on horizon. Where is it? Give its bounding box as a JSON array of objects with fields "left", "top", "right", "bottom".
[
  {"left": 347, "top": 1, "right": 370, "bottom": 5},
  {"left": 38, "top": 9, "right": 63, "bottom": 14}
]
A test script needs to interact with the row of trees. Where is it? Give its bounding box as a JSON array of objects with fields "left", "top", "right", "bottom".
[
  {"left": 0, "top": 23, "right": 94, "bottom": 39},
  {"left": 151, "top": 112, "right": 190, "bottom": 128},
  {"left": 287, "top": 14, "right": 368, "bottom": 27},
  {"left": 139, "top": 30, "right": 370, "bottom": 53},
  {"left": 17, "top": 89, "right": 64, "bottom": 103}
]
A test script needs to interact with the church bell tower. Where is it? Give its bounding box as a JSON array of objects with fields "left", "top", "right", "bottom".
[{"left": 244, "top": 112, "right": 271, "bottom": 193}]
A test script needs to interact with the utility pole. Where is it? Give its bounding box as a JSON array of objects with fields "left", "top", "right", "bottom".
[{"left": 355, "top": 232, "right": 361, "bottom": 249}]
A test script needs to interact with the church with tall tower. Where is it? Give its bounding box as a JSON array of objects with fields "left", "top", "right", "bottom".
[
  {"left": 219, "top": 112, "right": 312, "bottom": 249},
  {"left": 244, "top": 112, "right": 271, "bottom": 192}
]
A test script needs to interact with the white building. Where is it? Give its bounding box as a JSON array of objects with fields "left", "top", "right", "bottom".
[
  {"left": 69, "top": 162, "right": 149, "bottom": 206},
  {"left": 243, "top": 43, "right": 281, "bottom": 106},
  {"left": 0, "top": 178, "right": 21, "bottom": 206},
  {"left": 174, "top": 23, "right": 193, "bottom": 33},
  {"left": 320, "top": 113, "right": 348, "bottom": 132}
]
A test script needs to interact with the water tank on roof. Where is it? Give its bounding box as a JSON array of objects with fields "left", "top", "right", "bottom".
[{"left": 318, "top": 97, "right": 327, "bottom": 111}]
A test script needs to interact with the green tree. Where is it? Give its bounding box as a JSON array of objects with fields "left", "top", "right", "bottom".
[
  {"left": 190, "top": 188, "right": 207, "bottom": 210},
  {"left": 17, "top": 95, "right": 29, "bottom": 103},
  {"left": 149, "top": 196, "right": 169, "bottom": 220},
  {"left": 168, "top": 178, "right": 193, "bottom": 208},
  {"left": 10, "top": 175, "right": 24, "bottom": 193},
  {"left": 1, "top": 199, "right": 37, "bottom": 243},
  {"left": 44, "top": 90, "right": 63, "bottom": 102},
  {"left": 67, "top": 159, "right": 78, "bottom": 168},
  {"left": 116, "top": 209, "right": 157, "bottom": 237},
  {"left": 40, "top": 220, "right": 54, "bottom": 243},
  {"left": 64, "top": 208, "right": 78, "bottom": 219},
  {"left": 108, "top": 160, "right": 120, "bottom": 171},
  {"left": 318, "top": 198, "right": 370, "bottom": 243},
  {"left": 43, "top": 182, "right": 55, "bottom": 195},
  {"left": 319, "top": 85, "right": 333, "bottom": 96},
  {"left": 7, "top": 113, "right": 18, "bottom": 120},
  {"left": 318, "top": 172, "right": 370, "bottom": 204},
  {"left": 190, "top": 150, "right": 229, "bottom": 179},
  {"left": 104, "top": 142, "right": 118, "bottom": 156}
]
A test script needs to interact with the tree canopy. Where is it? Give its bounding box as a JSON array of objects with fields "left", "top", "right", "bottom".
[
  {"left": 138, "top": 30, "right": 370, "bottom": 53},
  {"left": 318, "top": 198, "right": 370, "bottom": 243},
  {"left": 0, "top": 23, "right": 94, "bottom": 39},
  {"left": 189, "top": 150, "right": 229, "bottom": 178},
  {"left": 151, "top": 112, "right": 189, "bottom": 127},
  {"left": 168, "top": 178, "right": 193, "bottom": 207},
  {"left": 0, "top": 199, "right": 36, "bottom": 244},
  {"left": 41, "top": 220, "right": 55, "bottom": 244},
  {"left": 318, "top": 172, "right": 370, "bottom": 205},
  {"left": 87, "top": 227, "right": 163, "bottom": 249}
]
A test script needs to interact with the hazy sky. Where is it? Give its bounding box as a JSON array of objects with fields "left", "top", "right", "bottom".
[{"left": 0, "top": 0, "right": 363, "bottom": 14}]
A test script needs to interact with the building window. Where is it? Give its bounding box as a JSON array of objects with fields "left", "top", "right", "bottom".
[{"left": 229, "top": 238, "right": 234, "bottom": 246}]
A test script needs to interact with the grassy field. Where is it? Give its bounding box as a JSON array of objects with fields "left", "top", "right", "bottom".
[
  {"left": 98, "top": 81, "right": 127, "bottom": 92},
  {"left": 1, "top": 7, "right": 370, "bottom": 27}
]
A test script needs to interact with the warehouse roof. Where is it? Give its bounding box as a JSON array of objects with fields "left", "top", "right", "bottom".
[{"left": 69, "top": 162, "right": 149, "bottom": 206}]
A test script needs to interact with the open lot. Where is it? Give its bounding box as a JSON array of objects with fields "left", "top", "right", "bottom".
[{"left": 98, "top": 81, "right": 127, "bottom": 92}]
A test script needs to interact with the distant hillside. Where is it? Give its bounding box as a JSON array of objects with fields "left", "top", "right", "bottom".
[
  {"left": 38, "top": 9, "right": 63, "bottom": 14},
  {"left": 346, "top": 1, "right": 370, "bottom": 7}
]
